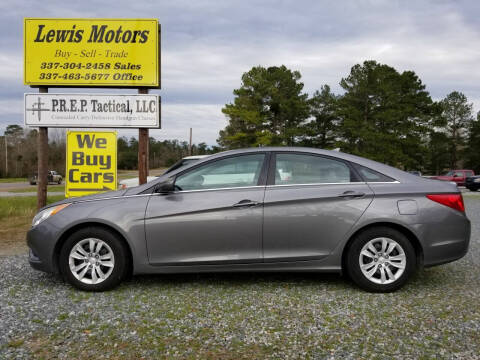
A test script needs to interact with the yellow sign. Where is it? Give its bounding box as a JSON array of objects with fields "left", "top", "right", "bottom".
[
  {"left": 66, "top": 131, "right": 117, "bottom": 198},
  {"left": 24, "top": 18, "right": 159, "bottom": 87}
]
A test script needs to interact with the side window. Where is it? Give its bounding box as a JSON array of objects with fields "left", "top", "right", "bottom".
[
  {"left": 175, "top": 154, "right": 265, "bottom": 191},
  {"left": 455, "top": 171, "right": 464, "bottom": 177},
  {"left": 354, "top": 164, "right": 395, "bottom": 182},
  {"left": 274, "top": 153, "right": 357, "bottom": 185}
]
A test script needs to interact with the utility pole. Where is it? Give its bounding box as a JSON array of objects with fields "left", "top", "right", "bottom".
[
  {"left": 4, "top": 135, "right": 7, "bottom": 176},
  {"left": 189, "top": 127, "right": 192, "bottom": 156}
]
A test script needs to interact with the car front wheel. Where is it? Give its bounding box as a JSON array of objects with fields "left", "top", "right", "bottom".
[
  {"left": 346, "top": 227, "right": 416, "bottom": 292},
  {"left": 59, "top": 227, "right": 128, "bottom": 291}
]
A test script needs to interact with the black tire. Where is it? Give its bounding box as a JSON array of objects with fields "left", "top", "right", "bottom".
[
  {"left": 58, "top": 179, "right": 62, "bottom": 184},
  {"left": 59, "top": 227, "right": 129, "bottom": 291},
  {"left": 346, "top": 227, "right": 416, "bottom": 292},
  {"left": 470, "top": 188, "right": 478, "bottom": 192}
]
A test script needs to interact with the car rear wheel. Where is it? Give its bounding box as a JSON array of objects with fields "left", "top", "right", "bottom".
[
  {"left": 346, "top": 227, "right": 416, "bottom": 292},
  {"left": 59, "top": 227, "right": 128, "bottom": 291}
]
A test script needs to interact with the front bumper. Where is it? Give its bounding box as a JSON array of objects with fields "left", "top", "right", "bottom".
[
  {"left": 26, "top": 222, "right": 61, "bottom": 274},
  {"left": 28, "top": 248, "right": 50, "bottom": 272}
]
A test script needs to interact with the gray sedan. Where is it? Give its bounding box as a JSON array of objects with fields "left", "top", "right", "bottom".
[{"left": 27, "top": 147, "right": 470, "bottom": 292}]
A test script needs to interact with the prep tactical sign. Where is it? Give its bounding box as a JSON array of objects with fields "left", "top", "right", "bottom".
[
  {"left": 66, "top": 131, "right": 117, "bottom": 198},
  {"left": 24, "top": 18, "right": 159, "bottom": 87},
  {"left": 25, "top": 93, "right": 160, "bottom": 128}
]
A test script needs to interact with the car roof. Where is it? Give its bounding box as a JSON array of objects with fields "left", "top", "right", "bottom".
[
  {"left": 127, "top": 146, "right": 436, "bottom": 195},
  {"left": 173, "top": 147, "right": 424, "bottom": 183}
]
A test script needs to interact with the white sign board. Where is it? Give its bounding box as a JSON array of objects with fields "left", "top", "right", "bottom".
[{"left": 24, "top": 93, "right": 160, "bottom": 128}]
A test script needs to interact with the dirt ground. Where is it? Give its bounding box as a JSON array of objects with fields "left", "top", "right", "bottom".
[{"left": 0, "top": 216, "right": 30, "bottom": 256}]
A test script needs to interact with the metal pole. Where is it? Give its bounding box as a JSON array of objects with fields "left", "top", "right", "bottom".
[
  {"left": 189, "top": 127, "right": 192, "bottom": 156},
  {"left": 138, "top": 88, "right": 149, "bottom": 185},
  {"left": 37, "top": 87, "right": 48, "bottom": 210},
  {"left": 4, "top": 135, "right": 7, "bottom": 176}
]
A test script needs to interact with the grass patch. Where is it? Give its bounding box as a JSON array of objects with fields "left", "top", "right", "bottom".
[
  {"left": 0, "top": 178, "right": 27, "bottom": 183},
  {"left": 0, "top": 196, "right": 64, "bottom": 255},
  {"left": 7, "top": 339, "right": 24, "bottom": 348},
  {"left": 8, "top": 185, "right": 65, "bottom": 193},
  {"left": 0, "top": 195, "right": 65, "bottom": 220}
]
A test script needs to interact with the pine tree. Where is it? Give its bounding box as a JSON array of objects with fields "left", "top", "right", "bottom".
[
  {"left": 439, "top": 91, "right": 474, "bottom": 168},
  {"left": 336, "top": 60, "right": 434, "bottom": 169},
  {"left": 218, "top": 65, "right": 309, "bottom": 148},
  {"left": 464, "top": 112, "right": 480, "bottom": 173},
  {"left": 300, "top": 85, "right": 339, "bottom": 149}
]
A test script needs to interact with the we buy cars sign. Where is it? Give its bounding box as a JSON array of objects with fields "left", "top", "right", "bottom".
[{"left": 66, "top": 131, "right": 117, "bottom": 198}]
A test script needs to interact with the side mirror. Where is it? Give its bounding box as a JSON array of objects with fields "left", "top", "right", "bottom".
[{"left": 155, "top": 182, "right": 175, "bottom": 194}]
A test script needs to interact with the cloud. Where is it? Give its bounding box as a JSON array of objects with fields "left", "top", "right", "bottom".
[{"left": 0, "top": 0, "right": 479, "bottom": 144}]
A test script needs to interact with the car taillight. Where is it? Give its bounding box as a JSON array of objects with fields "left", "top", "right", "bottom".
[{"left": 426, "top": 194, "right": 465, "bottom": 212}]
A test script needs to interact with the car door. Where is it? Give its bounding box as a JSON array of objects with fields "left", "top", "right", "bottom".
[
  {"left": 145, "top": 153, "right": 268, "bottom": 266},
  {"left": 262, "top": 152, "right": 374, "bottom": 262}
]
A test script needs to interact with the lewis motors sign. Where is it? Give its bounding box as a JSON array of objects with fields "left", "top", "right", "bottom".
[
  {"left": 24, "top": 18, "right": 159, "bottom": 87},
  {"left": 25, "top": 93, "right": 160, "bottom": 128}
]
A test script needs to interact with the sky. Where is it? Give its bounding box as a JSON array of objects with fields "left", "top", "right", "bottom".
[{"left": 1, "top": 0, "right": 479, "bottom": 145}]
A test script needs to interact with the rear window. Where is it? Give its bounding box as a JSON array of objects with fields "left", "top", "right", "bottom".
[
  {"left": 353, "top": 164, "right": 396, "bottom": 183},
  {"left": 274, "top": 153, "right": 360, "bottom": 185}
]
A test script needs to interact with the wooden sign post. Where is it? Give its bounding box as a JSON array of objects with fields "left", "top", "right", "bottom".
[
  {"left": 138, "top": 88, "right": 149, "bottom": 185},
  {"left": 37, "top": 87, "right": 48, "bottom": 210}
]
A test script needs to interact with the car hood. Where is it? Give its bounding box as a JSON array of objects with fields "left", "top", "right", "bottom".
[{"left": 39, "top": 189, "right": 128, "bottom": 211}]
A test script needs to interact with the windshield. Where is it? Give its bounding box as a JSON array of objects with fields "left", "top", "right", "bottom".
[
  {"left": 181, "top": 159, "right": 200, "bottom": 166},
  {"left": 445, "top": 171, "right": 454, "bottom": 176},
  {"left": 161, "top": 158, "right": 203, "bottom": 175}
]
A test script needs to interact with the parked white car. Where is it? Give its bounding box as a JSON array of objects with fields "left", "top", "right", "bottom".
[{"left": 119, "top": 155, "right": 210, "bottom": 188}]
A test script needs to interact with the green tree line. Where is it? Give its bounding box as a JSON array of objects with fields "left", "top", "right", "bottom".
[
  {"left": 0, "top": 128, "right": 218, "bottom": 178},
  {"left": 218, "top": 61, "right": 480, "bottom": 174},
  {"left": 2, "top": 59, "right": 478, "bottom": 178}
]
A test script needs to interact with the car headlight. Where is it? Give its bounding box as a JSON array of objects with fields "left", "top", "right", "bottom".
[
  {"left": 32, "top": 203, "right": 71, "bottom": 227},
  {"left": 474, "top": 178, "right": 480, "bottom": 183}
]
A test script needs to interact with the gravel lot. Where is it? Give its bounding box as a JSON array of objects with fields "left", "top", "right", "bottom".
[{"left": 1, "top": 197, "right": 479, "bottom": 359}]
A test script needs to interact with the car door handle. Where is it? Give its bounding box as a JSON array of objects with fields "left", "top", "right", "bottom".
[
  {"left": 338, "top": 191, "right": 365, "bottom": 198},
  {"left": 233, "top": 200, "right": 261, "bottom": 208}
]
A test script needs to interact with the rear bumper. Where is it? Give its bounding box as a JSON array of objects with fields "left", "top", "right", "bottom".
[{"left": 422, "top": 216, "right": 470, "bottom": 267}]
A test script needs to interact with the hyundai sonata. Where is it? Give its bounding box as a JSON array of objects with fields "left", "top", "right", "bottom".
[{"left": 27, "top": 147, "right": 470, "bottom": 292}]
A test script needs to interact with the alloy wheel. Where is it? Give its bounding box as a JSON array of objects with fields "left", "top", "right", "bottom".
[
  {"left": 68, "top": 238, "right": 115, "bottom": 285},
  {"left": 359, "top": 237, "right": 406, "bottom": 284}
]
